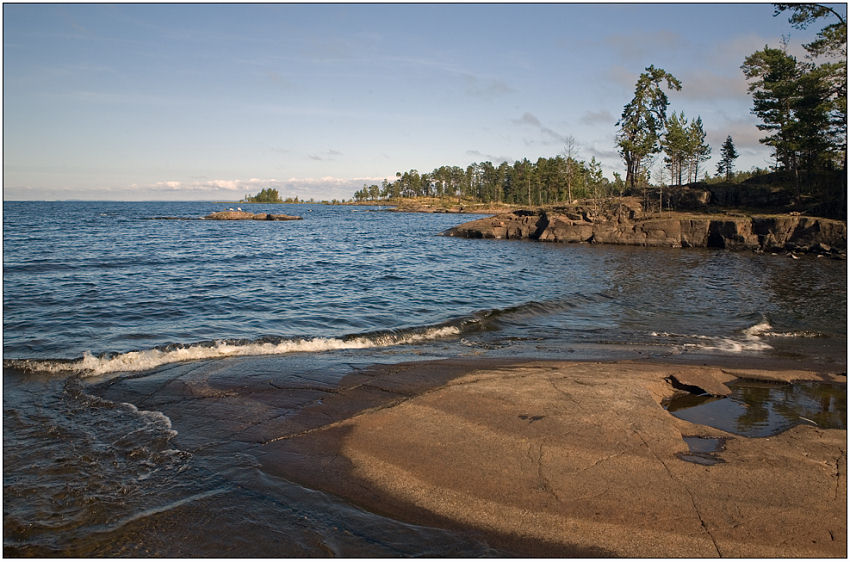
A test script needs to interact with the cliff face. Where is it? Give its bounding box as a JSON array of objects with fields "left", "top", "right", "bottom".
[{"left": 443, "top": 199, "right": 846, "bottom": 256}]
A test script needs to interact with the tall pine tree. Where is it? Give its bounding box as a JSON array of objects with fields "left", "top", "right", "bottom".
[
  {"left": 717, "top": 136, "right": 739, "bottom": 181},
  {"left": 616, "top": 65, "right": 682, "bottom": 189}
]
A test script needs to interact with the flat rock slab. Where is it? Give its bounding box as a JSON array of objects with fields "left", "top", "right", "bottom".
[
  {"left": 259, "top": 361, "right": 846, "bottom": 558},
  {"left": 204, "top": 211, "right": 302, "bottom": 221}
]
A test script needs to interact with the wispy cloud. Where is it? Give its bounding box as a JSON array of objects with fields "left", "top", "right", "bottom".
[
  {"left": 465, "top": 149, "right": 513, "bottom": 164},
  {"left": 706, "top": 117, "right": 764, "bottom": 151},
  {"left": 152, "top": 177, "right": 273, "bottom": 192},
  {"left": 580, "top": 110, "right": 615, "bottom": 126},
  {"left": 461, "top": 74, "right": 515, "bottom": 99},
  {"left": 603, "top": 30, "right": 688, "bottom": 62},
  {"left": 678, "top": 71, "right": 749, "bottom": 100},
  {"left": 603, "top": 64, "right": 638, "bottom": 91},
  {"left": 512, "top": 112, "right": 570, "bottom": 146},
  {"left": 308, "top": 149, "right": 343, "bottom": 161},
  {"left": 149, "top": 175, "right": 390, "bottom": 200}
]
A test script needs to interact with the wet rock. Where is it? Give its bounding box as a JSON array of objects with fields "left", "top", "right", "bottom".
[{"left": 665, "top": 370, "right": 734, "bottom": 397}]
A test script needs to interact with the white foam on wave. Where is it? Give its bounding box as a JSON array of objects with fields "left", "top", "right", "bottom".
[
  {"left": 651, "top": 319, "right": 775, "bottom": 353},
  {"left": 743, "top": 319, "right": 773, "bottom": 338},
  {"left": 8, "top": 325, "right": 461, "bottom": 377},
  {"left": 121, "top": 401, "right": 174, "bottom": 431},
  {"left": 683, "top": 337, "right": 772, "bottom": 353}
]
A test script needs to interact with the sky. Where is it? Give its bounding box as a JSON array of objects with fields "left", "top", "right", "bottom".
[{"left": 3, "top": 2, "right": 845, "bottom": 201}]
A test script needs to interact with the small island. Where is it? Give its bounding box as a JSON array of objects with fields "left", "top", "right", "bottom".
[
  {"left": 203, "top": 210, "right": 302, "bottom": 221},
  {"left": 242, "top": 187, "right": 284, "bottom": 204}
]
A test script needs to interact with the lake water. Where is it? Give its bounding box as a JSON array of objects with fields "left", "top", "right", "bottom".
[{"left": 3, "top": 201, "right": 846, "bottom": 556}]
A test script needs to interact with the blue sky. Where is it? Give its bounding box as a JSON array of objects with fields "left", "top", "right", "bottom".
[{"left": 3, "top": 2, "right": 845, "bottom": 201}]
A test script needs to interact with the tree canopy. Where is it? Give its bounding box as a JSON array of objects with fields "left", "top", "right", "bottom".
[
  {"left": 717, "top": 136, "right": 739, "bottom": 181},
  {"left": 352, "top": 155, "right": 620, "bottom": 206},
  {"left": 616, "top": 65, "right": 682, "bottom": 189},
  {"left": 741, "top": 3, "right": 847, "bottom": 193},
  {"left": 243, "top": 188, "right": 283, "bottom": 203}
]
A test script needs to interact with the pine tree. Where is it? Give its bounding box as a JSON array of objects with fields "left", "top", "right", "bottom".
[
  {"left": 616, "top": 65, "right": 682, "bottom": 189},
  {"left": 717, "top": 136, "right": 739, "bottom": 181},
  {"left": 662, "top": 111, "right": 689, "bottom": 185},
  {"left": 741, "top": 46, "right": 802, "bottom": 172},
  {"left": 687, "top": 116, "right": 711, "bottom": 183}
]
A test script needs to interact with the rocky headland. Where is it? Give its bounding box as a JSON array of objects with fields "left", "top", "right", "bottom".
[
  {"left": 444, "top": 197, "right": 847, "bottom": 257},
  {"left": 203, "top": 210, "right": 302, "bottom": 221},
  {"left": 386, "top": 200, "right": 520, "bottom": 214}
]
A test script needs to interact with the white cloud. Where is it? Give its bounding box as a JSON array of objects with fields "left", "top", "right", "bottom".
[
  {"left": 154, "top": 180, "right": 183, "bottom": 190},
  {"left": 146, "top": 175, "right": 390, "bottom": 201}
]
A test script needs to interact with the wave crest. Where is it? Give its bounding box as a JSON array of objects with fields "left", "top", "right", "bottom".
[{"left": 4, "top": 325, "right": 461, "bottom": 377}]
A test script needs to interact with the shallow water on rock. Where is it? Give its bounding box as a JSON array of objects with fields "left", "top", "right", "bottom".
[
  {"left": 665, "top": 380, "right": 846, "bottom": 438},
  {"left": 677, "top": 436, "right": 728, "bottom": 465}
]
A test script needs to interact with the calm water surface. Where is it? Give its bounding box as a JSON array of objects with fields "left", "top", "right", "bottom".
[{"left": 3, "top": 201, "right": 846, "bottom": 556}]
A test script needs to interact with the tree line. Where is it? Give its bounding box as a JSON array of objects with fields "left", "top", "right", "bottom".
[
  {"left": 615, "top": 3, "right": 845, "bottom": 198},
  {"left": 742, "top": 3, "right": 846, "bottom": 198},
  {"left": 352, "top": 3, "right": 845, "bottom": 209},
  {"left": 352, "top": 156, "right": 623, "bottom": 205}
]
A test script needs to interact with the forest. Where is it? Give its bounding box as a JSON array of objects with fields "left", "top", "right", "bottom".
[{"left": 351, "top": 3, "right": 846, "bottom": 214}]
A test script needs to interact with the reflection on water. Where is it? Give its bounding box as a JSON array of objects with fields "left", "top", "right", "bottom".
[
  {"left": 665, "top": 380, "right": 846, "bottom": 437},
  {"left": 677, "top": 436, "right": 728, "bottom": 465}
]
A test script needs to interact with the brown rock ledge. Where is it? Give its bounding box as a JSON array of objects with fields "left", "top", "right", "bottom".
[
  {"left": 443, "top": 199, "right": 847, "bottom": 256},
  {"left": 204, "top": 210, "right": 302, "bottom": 220},
  {"left": 259, "top": 360, "right": 846, "bottom": 558}
]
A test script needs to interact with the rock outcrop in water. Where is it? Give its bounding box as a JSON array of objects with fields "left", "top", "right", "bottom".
[
  {"left": 443, "top": 197, "right": 846, "bottom": 256},
  {"left": 204, "top": 211, "right": 302, "bottom": 221}
]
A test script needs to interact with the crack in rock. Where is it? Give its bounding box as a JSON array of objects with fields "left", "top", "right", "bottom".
[
  {"left": 527, "top": 442, "right": 561, "bottom": 504},
  {"left": 632, "top": 425, "right": 722, "bottom": 557}
]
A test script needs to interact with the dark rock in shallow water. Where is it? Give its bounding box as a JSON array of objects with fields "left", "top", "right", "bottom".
[
  {"left": 443, "top": 198, "right": 846, "bottom": 256},
  {"left": 204, "top": 211, "right": 302, "bottom": 221}
]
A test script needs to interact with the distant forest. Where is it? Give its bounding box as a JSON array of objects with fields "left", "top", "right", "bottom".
[
  {"left": 353, "top": 156, "right": 619, "bottom": 205},
  {"left": 352, "top": 3, "right": 846, "bottom": 209}
]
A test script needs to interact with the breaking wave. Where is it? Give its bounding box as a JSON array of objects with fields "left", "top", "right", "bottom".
[
  {"left": 4, "top": 325, "right": 462, "bottom": 377},
  {"left": 651, "top": 318, "right": 777, "bottom": 353},
  {"left": 3, "top": 295, "right": 599, "bottom": 377},
  {"left": 651, "top": 317, "right": 826, "bottom": 353}
]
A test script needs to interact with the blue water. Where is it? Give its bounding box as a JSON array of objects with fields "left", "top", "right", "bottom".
[
  {"left": 5, "top": 201, "right": 846, "bottom": 370},
  {"left": 3, "top": 201, "right": 847, "bottom": 556}
]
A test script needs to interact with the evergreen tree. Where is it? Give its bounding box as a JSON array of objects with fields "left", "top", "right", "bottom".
[
  {"left": 616, "top": 65, "right": 682, "bottom": 189},
  {"left": 741, "top": 46, "right": 802, "bottom": 172},
  {"left": 687, "top": 116, "right": 711, "bottom": 183},
  {"left": 245, "top": 187, "right": 282, "bottom": 203},
  {"left": 775, "top": 3, "right": 847, "bottom": 170},
  {"left": 661, "top": 111, "right": 689, "bottom": 185},
  {"left": 717, "top": 136, "right": 739, "bottom": 181}
]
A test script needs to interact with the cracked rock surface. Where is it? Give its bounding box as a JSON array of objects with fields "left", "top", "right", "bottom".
[{"left": 261, "top": 361, "right": 846, "bottom": 558}]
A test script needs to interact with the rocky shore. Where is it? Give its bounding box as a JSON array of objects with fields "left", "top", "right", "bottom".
[
  {"left": 88, "top": 353, "right": 846, "bottom": 557},
  {"left": 258, "top": 359, "right": 846, "bottom": 558},
  {"left": 386, "top": 200, "right": 519, "bottom": 214},
  {"left": 444, "top": 197, "right": 847, "bottom": 256},
  {"left": 203, "top": 210, "right": 302, "bottom": 221}
]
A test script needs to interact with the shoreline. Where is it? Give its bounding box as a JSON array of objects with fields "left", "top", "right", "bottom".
[
  {"left": 86, "top": 352, "right": 846, "bottom": 557},
  {"left": 254, "top": 357, "right": 846, "bottom": 558}
]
